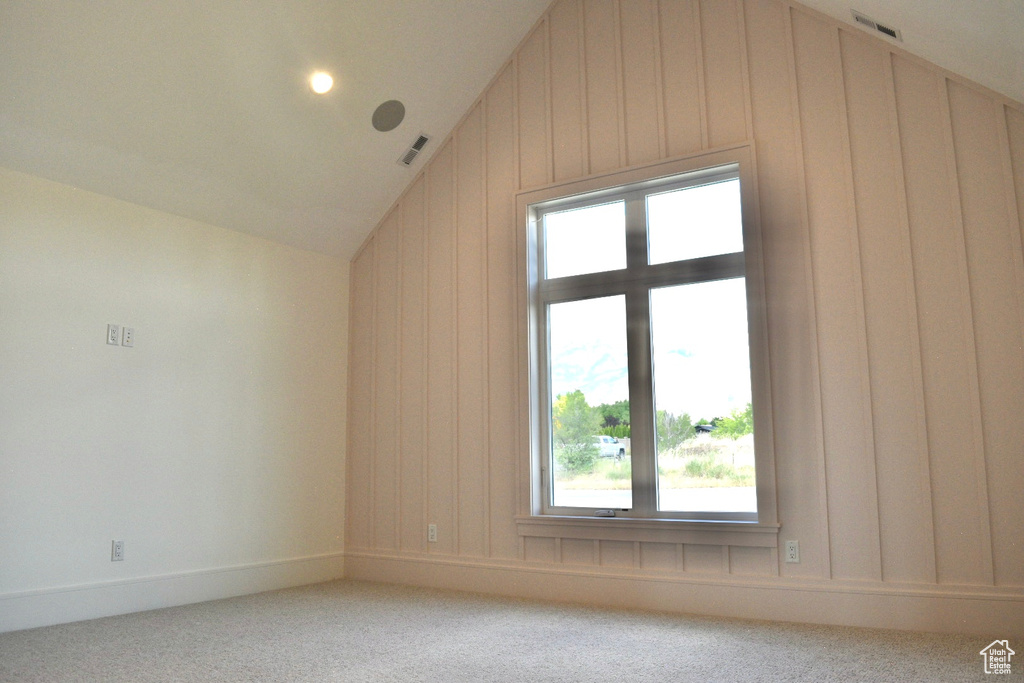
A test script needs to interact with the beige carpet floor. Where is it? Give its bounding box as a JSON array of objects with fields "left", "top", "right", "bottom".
[{"left": 0, "top": 580, "right": 1007, "bottom": 681}]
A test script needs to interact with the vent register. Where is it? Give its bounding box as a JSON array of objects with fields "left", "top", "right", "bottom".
[
  {"left": 398, "top": 134, "right": 431, "bottom": 166},
  {"left": 852, "top": 9, "right": 903, "bottom": 41}
]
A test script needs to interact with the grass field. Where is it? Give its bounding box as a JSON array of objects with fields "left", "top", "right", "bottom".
[{"left": 558, "top": 435, "right": 755, "bottom": 490}]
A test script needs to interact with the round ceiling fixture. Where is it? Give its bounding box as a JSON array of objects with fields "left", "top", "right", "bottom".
[
  {"left": 372, "top": 100, "right": 406, "bottom": 132},
  {"left": 309, "top": 71, "right": 333, "bottom": 94}
]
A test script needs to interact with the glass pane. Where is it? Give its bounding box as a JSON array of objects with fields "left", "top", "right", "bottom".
[
  {"left": 647, "top": 178, "right": 743, "bottom": 264},
  {"left": 548, "top": 295, "right": 631, "bottom": 509},
  {"left": 543, "top": 201, "right": 626, "bottom": 279},
  {"left": 650, "top": 279, "right": 756, "bottom": 513}
]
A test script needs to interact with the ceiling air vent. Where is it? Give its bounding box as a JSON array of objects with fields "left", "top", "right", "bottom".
[
  {"left": 851, "top": 9, "right": 903, "bottom": 42},
  {"left": 398, "top": 134, "right": 431, "bottom": 166}
]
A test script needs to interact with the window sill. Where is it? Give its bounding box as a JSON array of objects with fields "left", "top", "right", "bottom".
[{"left": 515, "top": 515, "right": 780, "bottom": 547}]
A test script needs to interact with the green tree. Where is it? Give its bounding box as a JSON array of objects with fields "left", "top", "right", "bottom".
[
  {"left": 656, "top": 410, "right": 695, "bottom": 451},
  {"left": 600, "top": 424, "right": 631, "bottom": 439},
  {"left": 595, "top": 399, "right": 630, "bottom": 429},
  {"left": 715, "top": 402, "right": 754, "bottom": 440},
  {"left": 552, "top": 390, "right": 601, "bottom": 474}
]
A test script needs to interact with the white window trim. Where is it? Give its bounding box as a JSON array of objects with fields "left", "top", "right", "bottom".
[{"left": 516, "top": 144, "right": 779, "bottom": 546}]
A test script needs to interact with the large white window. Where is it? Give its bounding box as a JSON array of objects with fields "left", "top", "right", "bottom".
[{"left": 520, "top": 148, "right": 777, "bottom": 535}]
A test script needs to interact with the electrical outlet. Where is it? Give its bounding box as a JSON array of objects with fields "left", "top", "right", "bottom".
[
  {"left": 784, "top": 540, "right": 799, "bottom": 563},
  {"left": 427, "top": 524, "right": 437, "bottom": 543},
  {"left": 121, "top": 327, "right": 134, "bottom": 347},
  {"left": 111, "top": 540, "right": 124, "bottom": 562},
  {"left": 107, "top": 324, "right": 120, "bottom": 345}
]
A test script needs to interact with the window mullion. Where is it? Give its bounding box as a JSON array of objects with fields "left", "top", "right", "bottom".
[
  {"left": 624, "top": 192, "right": 648, "bottom": 271},
  {"left": 623, "top": 194, "right": 656, "bottom": 517},
  {"left": 625, "top": 283, "right": 656, "bottom": 516}
]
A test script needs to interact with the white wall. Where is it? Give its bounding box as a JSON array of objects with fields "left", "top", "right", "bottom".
[
  {"left": 344, "top": 0, "right": 1024, "bottom": 636},
  {"left": 0, "top": 167, "right": 348, "bottom": 632}
]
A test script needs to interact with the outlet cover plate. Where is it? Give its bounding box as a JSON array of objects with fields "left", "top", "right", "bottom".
[{"left": 784, "top": 540, "right": 799, "bottom": 563}]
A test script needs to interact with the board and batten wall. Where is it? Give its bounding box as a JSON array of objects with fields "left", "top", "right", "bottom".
[{"left": 344, "top": 0, "right": 1024, "bottom": 636}]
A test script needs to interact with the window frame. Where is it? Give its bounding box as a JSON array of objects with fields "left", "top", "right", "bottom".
[{"left": 517, "top": 145, "right": 778, "bottom": 544}]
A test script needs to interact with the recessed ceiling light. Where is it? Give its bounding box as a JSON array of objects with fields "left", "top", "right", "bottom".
[{"left": 309, "top": 71, "right": 333, "bottom": 94}]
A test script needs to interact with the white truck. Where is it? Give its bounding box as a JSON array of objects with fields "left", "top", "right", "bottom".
[{"left": 593, "top": 435, "right": 626, "bottom": 460}]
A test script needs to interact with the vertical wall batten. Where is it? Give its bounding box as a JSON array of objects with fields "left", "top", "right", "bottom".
[
  {"left": 694, "top": 1, "right": 710, "bottom": 149},
  {"left": 368, "top": 238, "right": 379, "bottom": 550},
  {"left": 451, "top": 133, "right": 461, "bottom": 557},
  {"left": 347, "top": 239, "right": 376, "bottom": 550},
  {"left": 372, "top": 212, "right": 399, "bottom": 551},
  {"left": 481, "top": 101, "right": 492, "bottom": 559},
  {"left": 734, "top": 0, "right": 755, "bottom": 143},
  {"left": 577, "top": 0, "right": 591, "bottom": 175},
  {"left": 513, "top": 53, "right": 532, "bottom": 526},
  {"left": 399, "top": 179, "right": 427, "bottom": 553},
  {"left": 783, "top": 4, "right": 831, "bottom": 579},
  {"left": 426, "top": 142, "right": 456, "bottom": 555},
  {"left": 994, "top": 105, "right": 1024, "bottom": 585},
  {"left": 613, "top": 1, "right": 627, "bottom": 168},
  {"left": 455, "top": 104, "right": 488, "bottom": 558},
  {"left": 486, "top": 65, "right": 519, "bottom": 559},
  {"left": 394, "top": 204, "right": 404, "bottom": 551},
  {"left": 649, "top": 1, "right": 668, "bottom": 160},
  {"left": 420, "top": 175, "right": 431, "bottom": 553},
  {"left": 541, "top": 16, "right": 556, "bottom": 186},
  {"left": 940, "top": 78, "right": 995, "bottom": 585}
]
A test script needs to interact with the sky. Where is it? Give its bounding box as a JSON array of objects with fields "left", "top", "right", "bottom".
[
  {"left": 545, "top": 178, "right": 752, "bottom": 421},
  {"left": 548, "top": 280, "right": 752, "bottom": 421}
]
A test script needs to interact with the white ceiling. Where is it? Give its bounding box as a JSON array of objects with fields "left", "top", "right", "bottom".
[
  {"left": 803, "top": 0, "right": 1023, "bottom": 105},
  {"left": 0, "top": 0, "right": 551, "bottom": 258},
  {"left": 0, "top": 1, "right": 1020, "bottom": 260}
]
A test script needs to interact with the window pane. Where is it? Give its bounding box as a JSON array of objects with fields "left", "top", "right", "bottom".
[
  {"left": 647, "top": 178, "right": 743, "bottom": 264},
  {"left": 548, "top": 295, "right": 631, "bottom": 509},
  {"left": 544, "top": 201, "right": 626, "bottom": 279},
  {"left": 650, "top": 279, "right": 755, "bottom": 513}
]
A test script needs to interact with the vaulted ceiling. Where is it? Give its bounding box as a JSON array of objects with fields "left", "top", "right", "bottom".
[{"left": 1, "top": 1, "right": 1019, "bottom": 259}]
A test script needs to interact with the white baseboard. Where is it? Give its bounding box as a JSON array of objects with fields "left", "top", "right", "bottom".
[
  {"left": 0, "top": 552, "right": 345, "bottom": 633},
  {"left": 344, "top": 551, "right": 1024, "bottom": 638}
]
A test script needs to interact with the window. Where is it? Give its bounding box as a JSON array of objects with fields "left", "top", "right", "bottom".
[{"left": 519, "top": 148, "right": 777, "bottom": 536}]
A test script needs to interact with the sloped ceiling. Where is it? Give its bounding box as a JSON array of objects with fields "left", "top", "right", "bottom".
[
  {"left": 804, "top": 0, "right": 1023, "bottom": 106},
  {"left": 0, "top": 0, "right": 550, "bottom": 258},
  {"left": 0, "top": 0, "right": 1019, "bottom": 260}
]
